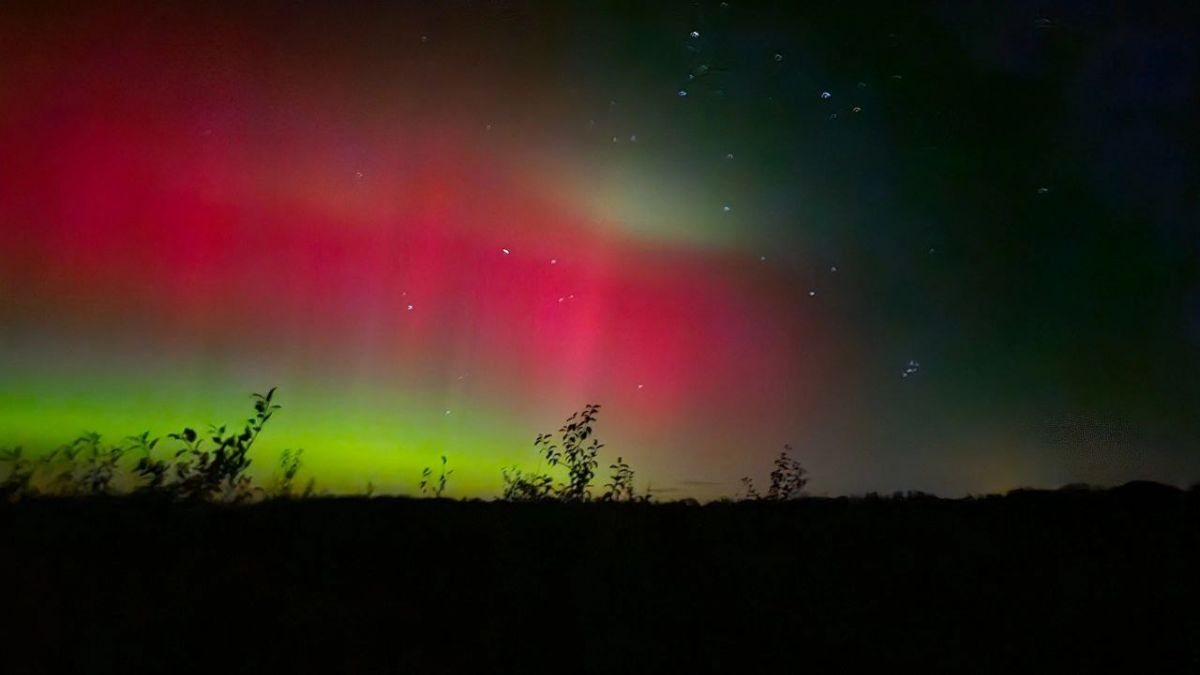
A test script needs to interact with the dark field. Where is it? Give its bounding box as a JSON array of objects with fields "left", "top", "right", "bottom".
[{"left": 2, "top": 484, "right": 1197, "bottom": 674}]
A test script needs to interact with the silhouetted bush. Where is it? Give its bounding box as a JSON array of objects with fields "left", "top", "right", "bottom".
[
  {"left": 500, "top": 466, "right": 556, "bottom": 501},
  {"left": 766, "top": 446, "right": 807, "bottom": 499},
  {"left": 165, "top": 388, "right": 279, "bottom": 502},
  {"left": 0, "top": 447, "right": 34, "bottom": 501},
  {"left": 271, "top": 448, "right": 306, "bottom": 498},
  {"left": 738, "top": 475, "right": 761, "bottom": 500},
  {"left": 540, "top": 403, "right": 603, "bottom": 501},
  {"left": 0, "top": 388, "right": 287, "bottom": 503},
  {"left": 129, "top": 431, "right": 169, "bottom": 495},
  {"left": 419, "top": 455, "right": 453, "bottom": 498},
  {"left": 739, "top": 445, "right": 808, "bottom": 501},
  {"left": 601, "top": 456, "right": 637, "bottom": 502},
  {"left": 501, "top": 404, "right": 646, "bottom": 503}
]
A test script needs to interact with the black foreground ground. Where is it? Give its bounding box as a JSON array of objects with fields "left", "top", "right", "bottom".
[{"left": 2, "top": 483, "right": 1197, "bottom": 674}]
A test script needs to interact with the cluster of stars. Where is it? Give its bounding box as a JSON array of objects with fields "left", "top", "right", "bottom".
[{"left": 819, "top": 89, "right": 867, "bottom": 118}]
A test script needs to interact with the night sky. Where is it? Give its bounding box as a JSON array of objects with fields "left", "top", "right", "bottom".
[{"left": 1, "top": 1, "right": 1197, "bottom": 498}]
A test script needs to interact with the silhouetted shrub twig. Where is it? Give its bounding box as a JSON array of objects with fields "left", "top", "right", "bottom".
[
  {"left": 419, "top": 455, "right": 453, "bottom": 498},
  {"left": 739, "top": 445, "right": 807, "bottom": 501}
]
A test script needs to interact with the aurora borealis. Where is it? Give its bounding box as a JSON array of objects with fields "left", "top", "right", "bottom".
[{"left": 2, "top": 1, "right": 1198, "bottom": 498}]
